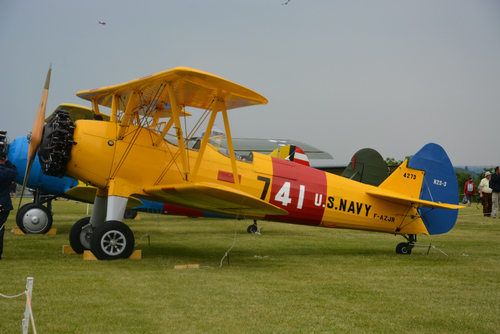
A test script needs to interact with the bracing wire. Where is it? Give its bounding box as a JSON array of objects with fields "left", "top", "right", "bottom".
[
  {"left": 422, "top": 177, "right": 435, "bottom": 202},
  {"left": 111, "top": 85, "right": 166, "bottom": 179},
  {"left": 395, "top": 205, "right": 418, "bottom": 231},
  {"left": 153, "top": 100, "right": 215, "bottom": 185}
]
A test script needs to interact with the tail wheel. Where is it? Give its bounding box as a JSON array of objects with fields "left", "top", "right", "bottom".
[
  {"left": 247, "top": 220, "right": 259, "bottom": 234},
  {"left": 90, "top": 221, "right": 135, "bottom": 260},
  {"left": 16, "top": 203, "right": 53, "bottom": 234},
  {"left": 123, "top": 209, "right": 138, "bottom": 220},
  {"left": 247, "top": 224, "right": 258, "bottom": 234},
  {"left": 69, "top": 217, "right": 93, "bottom": 254},
  {"left": 396, "top": 242, "right": 413, "bottom": 255}
]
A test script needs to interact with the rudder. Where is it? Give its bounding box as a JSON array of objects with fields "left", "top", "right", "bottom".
[{"left": 408, "top": 143, "right": 459, "bottom": 234}]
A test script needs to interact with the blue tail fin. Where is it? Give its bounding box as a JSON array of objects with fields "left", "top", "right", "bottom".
[{"left": 408, "top": 143, "right": 459, "bottom": 234}]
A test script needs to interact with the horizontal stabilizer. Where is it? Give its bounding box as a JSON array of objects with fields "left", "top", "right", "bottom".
[
  {"left": 144, "top": 182, "right": 287, "bottom": 217},
  {"left": 366, "top": 188, "right": 462, "bottom": 210}
]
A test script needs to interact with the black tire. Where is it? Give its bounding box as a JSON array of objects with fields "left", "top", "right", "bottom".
[
  {"left": 247, "top": 224, "right": 258, "bottom": 234},
  {"left": 396, "top": 242, "right": 412, "bottom": 255},
  {"left": 90, "top": 221, "right": 135, "bottom": 260},
  {"left": 123, "top": 209, "right": 138, "bottom": 220},
  {"left": 16, "top": 203, "right": 53, "bottom": 234},
  {"left": 69, "top": 217, "right": 92, "bottom": 254}
]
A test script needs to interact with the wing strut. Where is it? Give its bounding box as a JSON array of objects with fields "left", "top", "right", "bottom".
[
  {"left": 190, "top": 98, "right": 241, "bottom": 187},
  {"left": 154, "top": 118, "right": 175, "bottom": 146},
  {"left": 166, "top": 83, "right": 189, "bottom": 181},
  {"left": 220, "top": 98, "right": 240, "bottom": 187},
  {"left": 117, "top": 92, "right": 140, "bottom": 139},
  {"left": 110, "top": 95, "right": 119, "bottom": 123},
  {"left": 192, "top": 99, "right": 219, "bottom": 180},
  {"left": 92, "top": 99, "right": 101, "bottom": 116}
]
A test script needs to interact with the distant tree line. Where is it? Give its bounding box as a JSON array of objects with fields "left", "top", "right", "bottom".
[{"left": 384, "top": 156, "right": 412, "bottom": 166}]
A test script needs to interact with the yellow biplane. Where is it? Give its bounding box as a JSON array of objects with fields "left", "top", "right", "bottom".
[{"left": 26, "top": 66, "right": 462, "bottom": 260}]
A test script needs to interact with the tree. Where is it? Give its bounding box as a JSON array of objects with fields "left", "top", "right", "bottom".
[
  {"left": 478, "top": 167, "right": 494, "bottom": 181},
  {"left": 385, "top": 157, "right": 402, "bottom": 166},
  {"left": 384, "top": 155, "right": 413, "bottom": 166}
]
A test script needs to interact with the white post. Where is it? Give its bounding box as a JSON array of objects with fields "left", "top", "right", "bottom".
[{"left": 22, "top": 277, "right": 34, "bottom": 334}]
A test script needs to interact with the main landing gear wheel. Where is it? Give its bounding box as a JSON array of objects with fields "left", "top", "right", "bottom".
[
  {"left": 69, "top": 217, "right": 93, "bottom": 254},
  {"left": 396, "top": 242, "right": 413, "bottom": 255},
  {"left": 90, "top": 221, "right": 135, "bottom": 260},
  {"left": 16, "top": 203, "right": 53, "bottom": 234}
]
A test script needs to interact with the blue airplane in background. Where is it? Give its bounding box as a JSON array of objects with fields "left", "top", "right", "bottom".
[{"left": 8, "top": 135, "right": 161, "bottom": 229}]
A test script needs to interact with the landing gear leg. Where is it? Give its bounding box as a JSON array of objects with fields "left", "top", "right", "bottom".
[
  {"left": 396, "top": 234, "right": 416, "bottom": 255},
  {"left": 105, "top": 196, "right": 129, "bottom": 222},
  {"left": 69, "top": 193, "right": 108, "bottom": 253},
  {"left": 89, "top": 194, "right": 108, "bottom": 228}
]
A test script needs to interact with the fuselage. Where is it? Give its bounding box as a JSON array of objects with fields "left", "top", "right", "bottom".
[{"left": 67, "top": 120, "right": 428, "bottom": 235}]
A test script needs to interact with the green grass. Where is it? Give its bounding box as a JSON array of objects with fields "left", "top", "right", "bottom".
[{"left": 1, "top": 200, "right": 499, "bottom": 333}]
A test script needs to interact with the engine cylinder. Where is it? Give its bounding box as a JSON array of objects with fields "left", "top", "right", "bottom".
[{"left": 38, "top": 110, "right": 75, "bottom": 178}]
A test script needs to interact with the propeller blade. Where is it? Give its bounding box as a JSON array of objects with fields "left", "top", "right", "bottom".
[{"left": 19, "top": 65, "right": 52, "bottom": 209}]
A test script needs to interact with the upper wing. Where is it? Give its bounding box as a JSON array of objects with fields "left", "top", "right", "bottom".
[
  {"left": 76, "top": 67, "right": 268, "bottom": 117},
  {"left": 144, "top": 182, "right": 287, "bottom": 217},
  {"left": 366, "top": 188, "right": 463, "bottom": 210}
]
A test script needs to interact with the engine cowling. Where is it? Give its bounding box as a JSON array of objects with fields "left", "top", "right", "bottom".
[{"left": 38, "top": 110, "right": 75, "bottom": 178}]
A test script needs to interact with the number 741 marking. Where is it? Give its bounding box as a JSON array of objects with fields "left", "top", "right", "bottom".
[
  {"left": 257, "top": 177, "right": 306, "bottom": 209},
  {"left": 274, "top": 182, "right": 305, "bottom": 209}
]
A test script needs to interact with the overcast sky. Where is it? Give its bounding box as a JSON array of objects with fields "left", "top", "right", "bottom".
[{"left": 1, "top": 0, "right": 499, "bottom": 166}]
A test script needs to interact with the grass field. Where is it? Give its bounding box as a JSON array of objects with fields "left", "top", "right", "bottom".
[{"left": 1, "top": 200, "right": 499, "bottom": 333}]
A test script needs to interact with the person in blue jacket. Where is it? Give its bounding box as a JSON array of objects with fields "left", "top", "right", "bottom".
[{"left": 0, "top": 131, "right": 18, "bottom": 260}]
